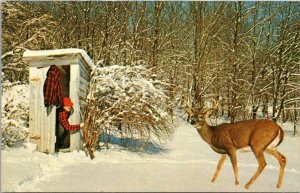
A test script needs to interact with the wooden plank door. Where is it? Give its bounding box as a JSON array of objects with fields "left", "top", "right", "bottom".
[{"left": 29, "top": 66, "right": 56, "bottom": 153}]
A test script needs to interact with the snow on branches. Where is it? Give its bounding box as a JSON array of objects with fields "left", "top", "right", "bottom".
[
  {"left": 1, "top": 81, "right": 29, "bottom": 149},
  {"left": 82, "top": 65, "right": 175, "bottom": 156}
]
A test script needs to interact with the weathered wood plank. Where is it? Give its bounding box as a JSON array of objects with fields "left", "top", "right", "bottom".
[
  {"left": 69, "top": 64, "right": 81, "bottom": 151},
  {"left": 43, "top": 66, "right": 56, "bottom": 153},
  {"left": 79, "top": 99, "right": 88, "bottom": 107},
  {"left": 80, "top": 67, "right": 90, "bottom": 83},
  {"left": 34, "top": 66, "right": 57, "bottom": 154},
  {"left": 80, "top": 76, "right": 90, "bottom": 87},
  {"left": 40, "top": 67, "right": 47, "bottom": 153},
  {"left": 79, "top": 86, "right": 88, "bottom": 99},
  {"left": 36, "top": 67, "right": 46, "bottom": 152},
  {"left": 27, "top": 58, "right": 80, "bottom": 68},
  {"left": 29, "top": 67, "right": 39, "bottom": 147},
  {"left": 79, "top": 95, "right": 87, "bottom": 102},
  {"left": 23, "top": 49, "right": 95, "bottom": 69},
  {"left": 46, "top": 73, "right": 56, "bottom": 153},
  {"left": 49, "top": 105, "right": 56, "bottom": 153},
  {"left": 79, "top": 59, "right": 91, "bottom": 77}
]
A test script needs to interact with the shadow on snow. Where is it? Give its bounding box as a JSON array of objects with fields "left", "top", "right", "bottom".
[{"left": 100, "top": 133, "right": 170, "bottom": 155}]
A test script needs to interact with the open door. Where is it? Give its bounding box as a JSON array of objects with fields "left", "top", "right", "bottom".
[{"left": 29, "top": 66, "right": 56, "bottom": 153}]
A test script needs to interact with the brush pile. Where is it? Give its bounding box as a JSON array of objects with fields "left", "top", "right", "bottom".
[{"left": 82, "top": 65, "right": 175, "bottom": 159}]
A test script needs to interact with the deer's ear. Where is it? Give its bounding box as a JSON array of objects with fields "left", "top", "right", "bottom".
[{"left": 212, "top": 99, "right": 219, "bottom": 110}]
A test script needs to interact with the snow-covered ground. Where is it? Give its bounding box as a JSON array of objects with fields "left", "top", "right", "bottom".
[{"left": 1, "top": 117, "right": 300, "bottom": 192}]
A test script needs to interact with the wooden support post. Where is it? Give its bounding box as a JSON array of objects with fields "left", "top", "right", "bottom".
[{"left": 69, "top": 64, "right": 81, "bottom": 151}]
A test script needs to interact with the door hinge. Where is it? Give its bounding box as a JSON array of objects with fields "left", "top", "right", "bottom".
[{"left": 30, "top": 135, "right": 41, "bottom": 140}]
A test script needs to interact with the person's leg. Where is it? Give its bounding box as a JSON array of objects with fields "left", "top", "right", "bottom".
[{"left": 60, "top": 130, "right": 69, "bottom": 148}]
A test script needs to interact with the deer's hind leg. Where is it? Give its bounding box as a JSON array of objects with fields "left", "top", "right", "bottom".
[
  {"left": 211, "top": 154, "right": 227, "bottom": 183},
  {"left": 265, "top": 149, "right": 286, "bottom": 188}
]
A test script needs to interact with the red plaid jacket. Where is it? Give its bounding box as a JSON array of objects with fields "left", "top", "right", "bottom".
[
  {"left": 43, "top": 65, "right": 63, "bottom": 107},
  {"left": 58, "top": 109, "right": 80, "bottom": 131}
]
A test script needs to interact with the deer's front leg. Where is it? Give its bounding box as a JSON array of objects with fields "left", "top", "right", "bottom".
[
  {"left": 211, "top": 154, "right": 227, "bottom": 183},
  {"left": 227, "top": 148, "right": 239, "bottom": 185}
]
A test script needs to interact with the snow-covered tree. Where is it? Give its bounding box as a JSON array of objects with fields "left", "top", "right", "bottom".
[
  {"left": 82, "top": 65, "right": 175, "bottom": 158},
  {"left": 1, "top": 81, "right": 29, "bottom": 149},
  {"left": 2, "top": 2, "right": 57, "bottom": 82}
]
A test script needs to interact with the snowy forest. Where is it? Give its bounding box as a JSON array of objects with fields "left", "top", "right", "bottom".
[
  {"left": 1, "top": 1, "right": 300, "bottom": 192},
  {"left": 2, "top": 1, "right": 300, "bottom": 137}
]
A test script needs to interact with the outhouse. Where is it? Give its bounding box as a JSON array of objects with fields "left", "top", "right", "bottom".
[{"left": 23, "top": 48, "right": 95, "bottom": 153}]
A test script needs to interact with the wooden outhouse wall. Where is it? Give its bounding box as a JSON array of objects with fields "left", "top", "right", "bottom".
[
  {"left": 79, "top": 58, "right": 90, "bottom": 106},
  {"left": 69, "top": 59, "right": 92, "bottom": 150}
]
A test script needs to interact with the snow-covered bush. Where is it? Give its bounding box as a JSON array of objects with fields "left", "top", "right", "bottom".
[
  {"left": 1, "top": 81, "right": 29, "bottom": 148},
  {"left": 83, "top": 65, "right": 175, "bottom": 152}
]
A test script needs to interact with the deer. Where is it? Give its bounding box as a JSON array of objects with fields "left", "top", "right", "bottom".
[
  {"left": 182, "top": 95, "right": 195, "bottom": 124},
  {"left": 194, "top": 99, "right": 286, "bottom": 189}
]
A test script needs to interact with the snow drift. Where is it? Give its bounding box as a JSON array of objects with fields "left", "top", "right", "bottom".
[{"left": 1, "top": 117, "right": 300, "bottom": 192}]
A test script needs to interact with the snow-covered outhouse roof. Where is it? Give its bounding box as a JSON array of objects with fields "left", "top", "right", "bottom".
[{"left": 23, "top": 48, "right": 95, "bottom": 70}]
